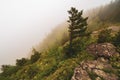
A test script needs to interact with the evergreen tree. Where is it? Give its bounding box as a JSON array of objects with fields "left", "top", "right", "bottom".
[{"left": 67, "top": 7, "right": 88, "bottom": 54}]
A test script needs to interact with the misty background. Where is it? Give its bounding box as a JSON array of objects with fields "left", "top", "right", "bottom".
[{"left": 0, "top": 0, "right": 112, "bottom": 66}]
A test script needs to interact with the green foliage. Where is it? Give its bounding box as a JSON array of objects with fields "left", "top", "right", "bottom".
[
  {"left": 97, "top": 29, "right": 112, "bottom": 43},
  {"left": 86, "top": 0, "right": 120, "bottom": 25},
  {"left": 112, "top": 30, "right": 120, "bottom": 53},
  {"left": 10, "top": 65, "right": 39, "bottom": 80},
  {"left": 1, "top": 65, "right": 11, "bottom": 72},
  {"left": 9, "top": 42, "right": 96, "bottom": 80},
  {"left": 87, "top": 71, "right": 99, "bottom": 80},
  {"left": 26, "top": 65, "right": 39, "bottom": 79},
  {"left": 45, "top": 50, "right": 95, "bottom": 80},
  {"left": 45, "top": 58, "right": 79, "bottom": 80},
  {"left": 36, "top": 58, "right": 58, "bottom": 79},
  {"left": 29, "top": 46, "right": 65, "bottom": 80},
  {"left": 67, "top": 7, "right": 88, "bottom": 55},
  {"left": 113, "top": 30, "right": 120, "bottom": 45},
  {"left": 76, "top": 50, "right": 95, "bottom": 62},
  {"left": 102, "top": 68, "right": 114, "bottom": 74},
  {"left": 111, "top": 62, "right": 120, "bottom": 69},
  {"left": 64, "top": 36, "right": 96, "bottom": 57},
  {"left": 1, "top": 65, "right": 20, "bottom": 77},
  {"left": 16, "top": 58, "right": 28, "bottom": 66},
  {"left": 0, "top": 76, "right": 12, "bottom": 80},
  {"left": 116, "top": 46, "right": 120, "bottom": 53},
  {"left": 30, "top": 48, "right": 41, "bottom": 64},
  {"left": 84, "top": 0, "right": 120, "bottom": 34},
  {"left": 1, "top": 1, "right": 120, "bottom": 79},
  {"left": 110, "top": 54, "right": 120, "bottom": 69},
  {"left": 109, "top": 54, "right": 120, "bottom": 79}
]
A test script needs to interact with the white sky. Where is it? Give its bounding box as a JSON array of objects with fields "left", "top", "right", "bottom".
[{"left": 0, "top": 0, "right": 112, "bottom": 66}]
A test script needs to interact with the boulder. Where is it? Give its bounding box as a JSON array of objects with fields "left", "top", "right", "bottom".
[
  {"left": 71, "top": 58, "right": 119, "bottom": 80},
  {"left": 86, "top": 43, "right": 119, "bottom": 58}
]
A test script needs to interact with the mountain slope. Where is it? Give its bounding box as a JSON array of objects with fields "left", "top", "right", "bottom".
[{"left": 0, "top": 0, "right": 120, "bottom": 80}]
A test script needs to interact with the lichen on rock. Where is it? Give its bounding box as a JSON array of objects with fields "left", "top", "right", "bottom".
[
  {"left": 86, "top": 43, "right": 119, "bottom": 58},
  {"left": 71, "top": 57, "right": 119, "bottom": 80}
]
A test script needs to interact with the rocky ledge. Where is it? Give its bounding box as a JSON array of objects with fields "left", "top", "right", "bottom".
[
  {"left": 71, "top": 58, "right": 120, "bottom": 80},
  {"left": 71, "top": 43, "right": 120, "bottom": 80},
  {"left": 87, "top": 43, "right": 119, "bottom": 58}
]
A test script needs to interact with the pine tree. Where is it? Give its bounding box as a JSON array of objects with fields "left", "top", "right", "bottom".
[{"left": 67, "top": 7, "right": 88, "bottom": 54}]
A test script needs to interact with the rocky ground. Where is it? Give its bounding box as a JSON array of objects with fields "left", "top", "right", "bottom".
[
  {"left": 87, "top": 43, "right": 119, "bottom": 58},
  {"left": 71, "top": 43, "right": 120, "bottom": 80},
  {"left": 71, "top": 58, "right": 120, "bottom": 80}
]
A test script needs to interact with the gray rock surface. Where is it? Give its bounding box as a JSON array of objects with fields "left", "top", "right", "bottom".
[
  {"left": 71, "top": 58, "right": 119, "bottom": 80},
  {"left": 87, "top": 43, "right": 119, "bottom": 58}
]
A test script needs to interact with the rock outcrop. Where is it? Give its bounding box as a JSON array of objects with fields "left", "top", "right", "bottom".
[
  {"left": 87, "top": 43, "right": 119, "bottom": 58},
  {"left": 71, "top": 58, "right": 119, "bottom": 80}
]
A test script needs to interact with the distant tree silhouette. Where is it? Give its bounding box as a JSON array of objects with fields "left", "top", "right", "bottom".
[
  {"left": 16, "top": 58, "right": 28, "bottom": 66},
  {"left": 1, "top": 65, "right": 10, "bottom": 72},
  {"left": 1, "top": 65, "right": 19, "bottom": 77},
  {"left": 67, "top": 7, "right": 88, "bottom": 54},
  {"left": 30, "top": 48, "right": 40, "bottom": 63}
]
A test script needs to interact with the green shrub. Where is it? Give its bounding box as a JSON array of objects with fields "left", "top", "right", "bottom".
[
  {"left": 36, "top": 58, "right": 58, "bottom": 79},
  {"left": 0, "top": 76, "right": 12, "bottom": 80},
  {"left": 97, "top": 29, "right": 112, "bottom": 43},
  {"left": 26, "top": 65, "right": 39, "bottom": 79},
  {"left": 16, "top": 58, "right": 28, "bottom": 66},
  {"left": 1, "top": 65, "right": 20, "bottom": 77},
  {"left": 76, "top": 50, "right": 95, "bottom": 62},
  {"left": 63, "top": 36, "right": 96, "bottom": 58},
  {"left": 113, "top": 30, "right": 120, "bottom": 52},
  {"left": 87, "top": 71, "right": 98, "bottom": 80},
  {"left": 30, "top": 48, "right": 41, "bottom": 64},
  {"left": 45, "top": 58, "right": 79, "bottom": 80},
  {"left": 110, "top": 54, "right": 120, "bottom": 69}
]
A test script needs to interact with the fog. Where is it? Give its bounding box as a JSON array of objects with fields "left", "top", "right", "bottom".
[{"left": 0, "top": 0, "right": 111, "bottom": 66}]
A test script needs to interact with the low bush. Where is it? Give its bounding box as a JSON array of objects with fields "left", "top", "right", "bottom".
[
  {"left": 16, "top": 58, "right": 28, "bottom": 66},
  {"left": 30, "top": 48, "right": 41, "bottom": 64},
  {"left": 97, "top": 29, "right": 112, "bottom": 43}
]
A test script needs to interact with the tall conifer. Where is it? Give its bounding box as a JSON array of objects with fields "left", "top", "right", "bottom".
[{"left": 67, "top": 7, "right": 88, "bottom": 54}]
